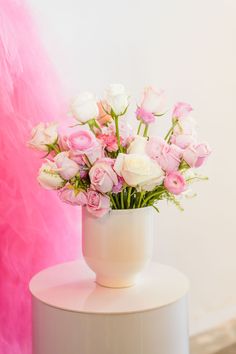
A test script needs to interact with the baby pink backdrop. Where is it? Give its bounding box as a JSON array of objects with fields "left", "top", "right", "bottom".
[{"left": 0, "top": 1, "right": 80, "bottom": 353}]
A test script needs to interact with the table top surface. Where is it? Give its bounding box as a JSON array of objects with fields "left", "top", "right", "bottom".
[{"left": 29, "top": 260, "right": 189, "bottom": 315}]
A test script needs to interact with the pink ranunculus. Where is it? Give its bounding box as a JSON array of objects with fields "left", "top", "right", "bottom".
[
  {"left": 54, "top": 152, "right": 79, "bottom": 180},
  {"left": 136, "top": 107, "right": 155, "bottom": 124},
  {"left": 172, "top": 102, "right": 193, "bottom": 120},
  {"left": 89, "top": 159, "right": 118, "bottom": 193},
  {"left": 97, "top": 133, "right": 118, "bottom": 152},
  {"left": 164, "top": 171, "right": 187, "bottom": 195},
  {"left": 87, "top": 189, "right": 111, "bottom": 217},
  {"left": 183, "top": 143, "right": 211, "bottom": 168},
  {"left": 58, "top": 186, "right": 88, "bottom": 206},
  {"left": 170, "top": 134, "right": 197, "bottom": 149},
  {"left": 68, "top": 129, "right": 103, "bottom": 164},
  {"left": 68, "top": 129, "right": 97, "bottom": 151},
  {"left": 140, "top": 87, "right": 166, "bottom": 115},
  {"left": 146, "top": 137, "right": 183, "bottom": 173}
]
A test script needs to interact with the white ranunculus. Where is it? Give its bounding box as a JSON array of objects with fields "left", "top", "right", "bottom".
[
  {"left": 141, "top": 87, "right": 166, "bottom": 115},
  {"left": 71, "top": 92, "right": 99, "bottom": 123},
  {"left": 114, "top": 153, "right": 164, "bottom": 189},
  {"left": 54, "top": 152, "right": 79, "bottom": 180},
  {"left": 105, "top": 84, "right": 129, "bottom": 116},
  {"left": 37, "top": 161, "right": 65, "bottom": 190},
  {"left": 28, "top": 122, "right": 58, "bottom": 151}
]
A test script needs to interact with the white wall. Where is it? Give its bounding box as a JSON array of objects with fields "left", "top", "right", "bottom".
[{"left": 29, "top": 0, "right": 236, "bottom": 335}]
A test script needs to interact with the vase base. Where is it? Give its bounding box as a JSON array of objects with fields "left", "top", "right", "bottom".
[{"left": 96, "top": 276, "right": 138, "bottom": 289}]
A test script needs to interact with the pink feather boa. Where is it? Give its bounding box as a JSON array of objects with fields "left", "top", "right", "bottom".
[{"left": 0, "top": 1, "right": 80, "bottom": 353}]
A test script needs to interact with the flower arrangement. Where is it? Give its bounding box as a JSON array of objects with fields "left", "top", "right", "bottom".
[{"left": 28, "top": 84, "right": 211, "bottom": 218}]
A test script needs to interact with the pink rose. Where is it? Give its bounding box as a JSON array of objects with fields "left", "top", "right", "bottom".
[
  {"left": 172, "top": 102, "right": 193, "bottom": 120},
  {"left": 171, "top": 134, "right": 197, "bottom": 149},
  {"left": 68, "top": 130, "right": 103, "bottom": 164},
  {"left": 164, "top": 171, "right": 186, "bottom": 195},
  {"left": 58, "top": 186, "right": 87, "bottom": 206},
  {"left": 136, "top": 107, "right": 155, "bottom": 124},
  {"left": 140, "top": 87, "right": 166, "bottom": 115},
  {"left": 87, "top": 190, "right": 110, "bottom": 217},
  {"left": 183, "top": 143, "right": 211, "bottom": 168},
  {"left": 89, "top": 159, "right": 118, "bottom": 193},
  {"left": 68, "top": 152, "right": 89, "bottom": 178},
  {"left": 146, "top": 137, "right": 182, "bottom": 173},
  {"left": 58, "top": 136, "right": 70, "bottom": 151},
  {"left": 54, "top": 152, "right": 79, "bottom": 180}
]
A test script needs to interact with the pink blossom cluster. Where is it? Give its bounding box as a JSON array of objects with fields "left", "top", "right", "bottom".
[{"left": 28, "top": 85, "right": 211, "bottom": 217}]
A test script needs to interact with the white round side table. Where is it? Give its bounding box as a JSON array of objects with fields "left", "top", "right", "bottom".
[{"left": 29, "top": 260, "right": 189, "bottom": 354}]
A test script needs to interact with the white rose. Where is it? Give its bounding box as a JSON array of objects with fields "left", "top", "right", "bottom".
[
  {"left": 141, "top": 87, "right": 166, "bottom": 115},
  {"left": 28, "top": 122, "right": 58, "bottom": 151},
  {"left": 105, "top": 84, "right": 129, "bottom": 116},
  {"left": 71, "top": 92, "right": 99, "bottom": 123},
  {"left": 114, "top": 153, "right": 164, "bottom": 190},
  {"left": 54, "top": 152, "right": 79, "bottom": 180},
  {"left": 127, "top": 136, "right": 147, "bottom": 155},
  {"left": 37, "top": 161, "right": 65, "bottom": 190}
]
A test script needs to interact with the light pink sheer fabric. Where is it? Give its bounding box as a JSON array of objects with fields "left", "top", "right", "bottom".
[{"left": 0, "top": 1, "right": 80, "bottom": 353}]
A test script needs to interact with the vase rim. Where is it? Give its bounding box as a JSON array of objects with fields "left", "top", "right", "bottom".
[{"left": 108, "top": 206, "right": 153, "bottom": 213}]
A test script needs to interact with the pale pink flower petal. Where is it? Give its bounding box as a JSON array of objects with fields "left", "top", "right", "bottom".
[
  {"left": 87, "top": 190, "right": 111, "bottom": 217},
  {"left": 58, "top": 186, "right": 87, "bottom": 206},
  {"left": 164, "top": 171, "right": 187, "bottom": 195},
  {"left": 172, "top": 102, "right": 193, "bottom": 120},
  {"left": 183, "top": 143, "right": 211, "bottom": 168}
]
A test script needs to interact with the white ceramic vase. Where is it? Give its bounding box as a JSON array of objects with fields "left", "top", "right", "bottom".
[{"left": 82, "top": 206, "right": 155, "bottom": 288}]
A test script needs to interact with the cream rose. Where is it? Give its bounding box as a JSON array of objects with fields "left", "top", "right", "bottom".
[
  {"left": 28, "top": 122, "right": 58, "bottom": 151},
  {"left": 115, "top": 136, "right": 164, "bottom": 190},
  {"left": 71, "top": 92, "right": 99, "bottom": 123},
  {"left": 114, "top": 153, "right": 164, "bottom": 190},
  {"left": 127, "top": 136, "right": 147, "bottom": 154},
  {"left": 37, "top": 161, "right": 65, "bottom": 190},
  {"left": 105, "top": 84, "right": 129, "bottom": 116}
]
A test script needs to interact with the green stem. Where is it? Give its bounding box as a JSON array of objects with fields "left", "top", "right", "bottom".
[
  {"left": 142, "top": 190, "right": 165, "bottom": 206},
  {"left": 87, "top": 120, "right": 96, "bottom": 134},
  {"left": 109, "top": 194, "right": 117, "bottom": 209},
  {"left": 143, "top": 124, "right": 148, "bottom": 137},
  {"left": 54, "top": 144, "right": 61, "bottom": 154},
  {"left": 127, "top": 187, "right": 132, "bottom": 208},
  {"left": 164, "top": 120, "right": 178, "bottom": 142},
  {"left": 120, "top": 190, "right": 124, "bottom": 209},
  {"left": 94, "top": 120, "right": 102, "bottom": 131},
  {"left": 114, "top": 115, "right": 122, "bottom": 152},
  {"left": 137, "top": 191, "right": 145, "bottom": 208},
  {"left": 114, "top": 194, "right": 120, "bottom": 209},
  {"left": 137, "top": 121, "right": 142, "bottom": 135}
]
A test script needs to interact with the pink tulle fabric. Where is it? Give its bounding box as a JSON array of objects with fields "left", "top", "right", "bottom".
[{"left": 0, "top": 1, "right": 80, "bottom": 353}]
